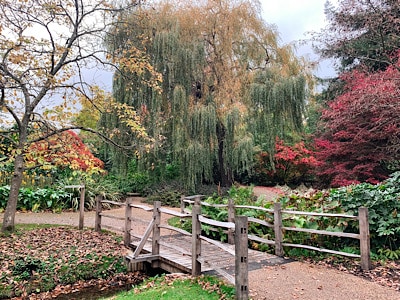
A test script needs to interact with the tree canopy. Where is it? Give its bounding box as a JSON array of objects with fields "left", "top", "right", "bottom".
[
  {"left": 105, "top": 0, "right": 312, "bottom": 191},
  {"left": 0, "top": 0, "right": 159, "bottom": 232},
  {"left": 315, "top": 0, "right": 400, "bottom": 72},
  {"left": 315, "top": 60, "right": 400, "bottom": 187}
]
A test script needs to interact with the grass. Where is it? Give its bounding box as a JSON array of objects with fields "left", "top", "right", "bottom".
[{"left": 102, "top": 274, "right": 235, "bottom": 300}]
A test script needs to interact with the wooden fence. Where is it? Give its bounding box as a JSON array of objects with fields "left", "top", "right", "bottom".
[
  {"left": 181, "top": 196, "right": 371, "bottom": 271},
  {"left": 94, "top": 195, "right": 371, "bottom": 300}
]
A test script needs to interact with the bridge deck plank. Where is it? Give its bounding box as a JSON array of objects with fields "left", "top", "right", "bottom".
[{"left": 128, "top": 233, "right": 284, "bottom": 276}]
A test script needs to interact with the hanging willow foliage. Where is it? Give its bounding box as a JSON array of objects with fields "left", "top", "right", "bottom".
[{"left": 104, "top": 0, "right": 312, "bottom": 191}]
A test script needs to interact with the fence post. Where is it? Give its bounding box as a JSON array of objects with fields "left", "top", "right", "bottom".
[
  {"left": 94, "top": 195, "right": 102, "bottom": 233},
  {"left": 124, "top": 198, "right": 133, "bottom": 246},
  {"left": 235, "top": 216, "right": 249, "bottom": 300},
  {"left": 358, "top": 207, "right": 371, "bottom": 271},
  {"left": 192, "top": 196, "right": 202, "bottom": 276},
  {"left": 180, "top": 195, "right": 186, "bottom": 214},
  {"left": 228, "top": 198, "right": 235, "bottom": 244},
  {"left": 152, "top": 201, "right": 161, "bottom": 268},
  {"left": 274, "top": 202, "right": 284, "bottom": 256},
  {"left": 78, "top": 185, "right": 85, "bottom": 230}
]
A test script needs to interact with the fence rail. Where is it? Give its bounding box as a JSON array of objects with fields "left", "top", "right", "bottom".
[{"left": 181, "top": 196, "right": 371, "bottom": 271}]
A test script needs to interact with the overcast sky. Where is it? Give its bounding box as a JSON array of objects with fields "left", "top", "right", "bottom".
[{"left": 261, "top": 0, "right": 338, "bottom": 78}]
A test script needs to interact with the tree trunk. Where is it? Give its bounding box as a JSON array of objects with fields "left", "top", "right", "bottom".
[
  {"left": 1, "top": 153, "right": 25, "bottom": 232},
  {"left": 216, "top": 121, "right": 233, "bottom": 187}
]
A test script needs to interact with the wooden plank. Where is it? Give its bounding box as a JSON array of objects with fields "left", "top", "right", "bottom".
[
  {"left": 130, "top": 204, "right": 154, "bottom": 211},
  {"left": 235, "top": 205, "right": 274, "bottom": 213},
  {"left": 199, "top": 215, "right": 235, "bottom": 229},
  {"left": 184, "top": 195, "right": 205, "bottom": 200},
  {"left": 79, "top": 186, "right": 85, "bottom": 230},
  {"left": 282, "top": 242, "right": 361, "bottom": 258},
  {"left": 198, "top": 257, "right": 234, "bottom": 284},
  {"left": 235, "top": 216, "right": 249, "bottom": 300},
  {"left": 200, "top": 235, "right": 235, "bottom": 256},
  {"left": 281, "top": 209, "right": 358, "bottom": 219},
  {"left": 359, "top": 207, "right": 371, "bottom": 270},
  {"left": 192, "top": 197, "right": 202, "bottom": 276},
  {"left": 248, "top": 217, "right": 273, "bottom": 228},
  {"left": 282, "top": 226, "right": 360, "bottom": 239},
  {"left": 200, "top": 202, "right": 228, "bottom": 208},
  {"left": 274, "top": 202, "right": 284, "bottom": 256},
  {"left": 126, "top": 253, "right": 159, "bottom": 263},
  {"left": 159, "top": 207, "right": 191, "bottom": 218},
  {"left": 101, "top": 200, "right": 126, "bottom": 206},
  {"left": 159, "top": 225, "right": 191, "bottom": 236},
  {"left": 248, "top": 234, "right": 275, "bottom": 245},
  {"left": 133, "top": 219, "right": 155, "bottom": 258}
]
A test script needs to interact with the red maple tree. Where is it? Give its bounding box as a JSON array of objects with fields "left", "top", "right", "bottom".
[
  {"left": 254, "top": 137, "right": 317, "bottom": 186},
  {"left": 26, "top": 130, "right": 104, "bottom": 172},
  {"left": 315, "top": 62, "right": 400, "bottom": 187}
]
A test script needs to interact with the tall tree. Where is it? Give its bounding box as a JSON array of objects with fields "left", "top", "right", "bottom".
[
  {"left": 315, "top": 62, "right": 400, "bottom": 187},
  {"left": 107, "top": 0, "right": 311, "bottom": 191},
  {"left": 314, "top": 0, "right": 400, "bottom": 72},
  {"left": 0, "top": 0, "right": 159, "bottom": 232}
]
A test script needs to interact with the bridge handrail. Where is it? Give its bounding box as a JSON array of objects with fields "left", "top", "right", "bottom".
[
  {"left": 198, "top": 215, "right": 235, "bottom": 229},
  {"left": 180, "top": 195, "right": 371, "bottom": 271}
]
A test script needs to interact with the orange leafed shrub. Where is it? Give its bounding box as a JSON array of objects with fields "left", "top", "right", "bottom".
[{"left": 26, "top": 130, "right": 104, "bottom": 172}]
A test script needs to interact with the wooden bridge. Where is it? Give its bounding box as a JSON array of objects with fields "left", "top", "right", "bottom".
[{"left": 94, "top": 195, "right": 371, "bottom": 300}]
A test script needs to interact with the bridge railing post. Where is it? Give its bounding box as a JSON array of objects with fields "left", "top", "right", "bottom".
[
  {"left": 152, "top": 201, "right": 161, "bottom": 255},
  {"left": 359, "top": 207, "right": 371, "bottom": 270},
  {"left": 274, "top": 202, "right": 284, "bottom": 256},
  {"left": 124, "top": 198, "right": 133, "bottom": 246},
  {"left": 94, "top": 195, "right": 103, "bottom": 233},
  {"left": 192, "top": 196, "right": 202, "bottom": 276},
  {"left": 228, "top": 198, "right": 235, "bottom": 244},
  {"left": 235, "top": 216, "right": 249, "bottom": 300}
]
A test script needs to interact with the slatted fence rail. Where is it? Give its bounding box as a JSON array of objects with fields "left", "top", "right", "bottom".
[{"left": 182, "top": 197, "right": 371, "bottom": 271}]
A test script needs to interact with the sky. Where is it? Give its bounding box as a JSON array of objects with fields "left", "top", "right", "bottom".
[{"left": 261, "top": 0, "right": 338, "bottom": 79}]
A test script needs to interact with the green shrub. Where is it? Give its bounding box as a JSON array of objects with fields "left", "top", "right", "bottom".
[
  {"left": 327, "top": 171, "right": 400, "bottom": 253},
  {"left": 0, "top": 185, "right": 73, "bottom": 212}
]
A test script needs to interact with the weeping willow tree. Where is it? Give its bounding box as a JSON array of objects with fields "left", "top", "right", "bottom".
[{"left": 105, "top": 0, "right": 312, "bottom": 191}]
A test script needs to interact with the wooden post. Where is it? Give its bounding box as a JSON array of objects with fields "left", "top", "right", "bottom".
[
  {"left": 274, "top": 202, "right": 284, "bottom": 256},
  {"left": 358, "top": 207, "right": 371, "bottom": 270},
  {"left": 180, "top": 195, "right": 185, "bottom": 214},
  {"left": 191, "top": 196, "right": 202, "bottom": 276},
  {"left": 124, "top": 198, "right": 133, "bottom": 246},
  {"left": 228, "top": 198, "right": 235, "bottom": 244},
  {"left": 235, "top": 216, "right": 249, "bottom": 300},
  {"left": 152, "top": 201, "right": 161, "bottom": 268},
  {"left": 78, "top": 185, "right": 85, "bottom": 230},
  {"left": 94, "top": 195, "right": 102, "bottom": 233}
]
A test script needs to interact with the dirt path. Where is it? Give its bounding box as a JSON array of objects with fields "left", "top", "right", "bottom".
[{"left": 1, "top": 193, "right": 399, "bottom": 299}]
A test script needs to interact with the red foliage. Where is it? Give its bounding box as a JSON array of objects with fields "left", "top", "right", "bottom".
[
  {"left": 254, "top": 137, "right": 317, "bottom": 185},
  {"left": 315, "top": 63, "right": 400, "bottom": 187},
  {"left": 27, "top": 130, "right": 104, "bottom": 172}
]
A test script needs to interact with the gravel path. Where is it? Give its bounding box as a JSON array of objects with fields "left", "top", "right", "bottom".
[{"left": 1, "top": 193, "right": 399, "bottom": 299}]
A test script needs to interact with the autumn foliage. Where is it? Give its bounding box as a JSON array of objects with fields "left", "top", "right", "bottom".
[
  {"left": 254, "top": 138, "right": 317, "bottom": 186},
  {"left": 315, "top": 62, "right": 400, "bottom": 187},
  {"left": 26, "top": 130, "right": 104, "bottom": 173}
]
